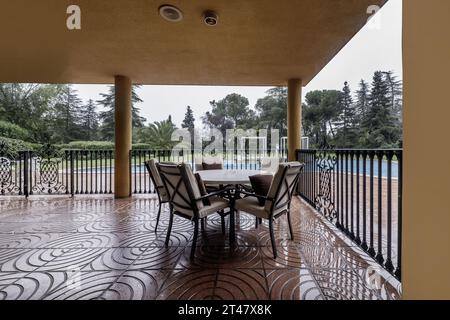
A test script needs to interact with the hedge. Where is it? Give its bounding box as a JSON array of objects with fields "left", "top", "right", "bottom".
[
  {"left": 63, "top": 141, "right": 155, "bottom": 150},
  {"left": 0, "top": 121, "right": 29, "bottom": 141},
  {"left": 131, "top": 143, "right": 153, "bottom": 150},
  {"left": 0, "top": 136, "right": 39, "bottom": 154},
  {"left": 0, "top": 139, "right": 163, "bottom": 152},
  {"left": 62, "top": 141, "right": 115, "bottom": 150}
]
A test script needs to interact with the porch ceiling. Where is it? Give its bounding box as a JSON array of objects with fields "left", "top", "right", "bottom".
[{"left": 0, "top": 0, "right": 386, "bottom": 86}]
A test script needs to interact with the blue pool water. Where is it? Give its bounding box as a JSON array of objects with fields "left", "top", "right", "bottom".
[
  {"left": 314, "top": 159, "right": 399, "bottom": 178},
  {"left": 81, "top": 159, "right": 398, "bottom": 178},
  {"left": 81, "top": 162, "right": 261, "bottom": 174}
]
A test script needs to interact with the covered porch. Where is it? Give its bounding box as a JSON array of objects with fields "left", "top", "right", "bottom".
[{"left": 1, "top": 0, "right": 450, "bottom": 300}]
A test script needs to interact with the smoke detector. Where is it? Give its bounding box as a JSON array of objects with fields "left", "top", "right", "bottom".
[
  {"left": 203, "top": 11, "right": 218, "bottom": 26},
  {"left": 159, "top": 5, "right": 183, "bottom": 22}
]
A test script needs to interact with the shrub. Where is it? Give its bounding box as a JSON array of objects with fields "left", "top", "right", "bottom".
[
  {"left": 63, "top": 141, "right": 159, "bottom": 150},
  {"left": 64, "top": 141, "right": 114, "bottom": 150},
  {"left": 0, "top": 121, "right": 29, "bottom": 141},
  {"left": 0, "top": 136, "right": 38, "bottom": 154},
  {"left": 132, "top": 143, "right": 153, "bottom": 150}
]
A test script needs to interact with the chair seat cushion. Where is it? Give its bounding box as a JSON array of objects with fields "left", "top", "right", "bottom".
[
  {"left": 198, "top": 197, "right": 229, "bottom": 218},
  {"left": 234, "top": 197, "right": 268, "bottom": 219},
  {"left": 235, "top": 196, "right": 287, "bottom": 219}
]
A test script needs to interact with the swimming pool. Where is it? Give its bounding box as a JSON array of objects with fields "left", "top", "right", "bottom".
[{"left": 80, "top": 159, "right": 399, "bottom": 178}]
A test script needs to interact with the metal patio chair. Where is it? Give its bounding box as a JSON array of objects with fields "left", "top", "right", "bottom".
[
  {"left": 144, "top": 159, "right": 170, "bottom": 232},
  {"left": 233, "top": 162, "right": 304, "bottom": 258},
  {"left": 157, "top": 162, "right": 232, "bottom": 260}
]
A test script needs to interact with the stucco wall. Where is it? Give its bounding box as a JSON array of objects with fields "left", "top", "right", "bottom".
[{"left": 403, "top": 0, "right": 450, "bottom": 299}]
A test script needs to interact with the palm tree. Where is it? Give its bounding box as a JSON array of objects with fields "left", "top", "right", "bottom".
[{"left": 136, "top": 119, "right": 176, "bottom": 149}]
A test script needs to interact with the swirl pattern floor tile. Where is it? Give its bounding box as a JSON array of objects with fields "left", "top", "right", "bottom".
[{"left": 0, "top": 195, "right": 401, "bottom": 300}]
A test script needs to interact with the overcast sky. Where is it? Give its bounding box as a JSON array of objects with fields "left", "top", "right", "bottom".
[{"left": 74, "top": 0, "right": 402, "bottom": 128}]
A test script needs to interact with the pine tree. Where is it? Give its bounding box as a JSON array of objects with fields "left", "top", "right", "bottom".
[
  {"left": 202, "top": 93, "right": 253, "bottom": 137},
  {"left": 335, "top": 82, "right": 358, "bottom": 147},
  {"left": 302, "top": 90, "right": 341, "bottom": 148},
  {"left": 255, "top": 87, "right": 288, "bottom": 137},
  {"left": 167, "top": 114, "right": 173, "bottom": 125},
  {"left": 50, "top": 85, "right": 83, "bottom": 143},
  {"left": 361, "top": 71, "right": 401, "bottom": 148},
  {"left": 181, "top": 106, "right": 195, "bottom": 131},
  {"left": 181, "top": 106, "right": 196, "bottom": 147},
  {"left": 79, "top": 99, "right": 99, "bottom": 141},
  {"left": 355, "top": 80, "right": 369, "bottom": 121},
  {"left": 383, "top": 71, "right": 403, "bottom": 122},
  {"left": 98, "top": 85, "right": 146, "bottom": 141}
]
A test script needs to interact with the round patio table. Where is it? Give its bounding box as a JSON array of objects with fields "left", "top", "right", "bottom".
[
  {"left": 197, "top": 169, "right": 273, "bottom": 244},
  {"left": 197, "top": 169, "right": 271, "bottom": 185}
]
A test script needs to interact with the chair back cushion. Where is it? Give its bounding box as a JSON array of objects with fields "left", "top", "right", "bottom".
[
  {"left": 202, "top": 162, "right": 223, "bottom": 170},
  {"left": 157, "top": 163, "right": 204, "bottom": 217},
  {"left": 249, "top": 174, "right": 273, "bottom": 206},
  {"left": 201, "top": 156, "right": 223, "bottom": 170},
  {"left": 194, "top": 155, "right": 223, "bottom": 171},
  {"left": 144, "top": 159, "right": 169, "bottom": 202},
  {"left": 265, "top": 162, "right": 304, "bottom": 213}
]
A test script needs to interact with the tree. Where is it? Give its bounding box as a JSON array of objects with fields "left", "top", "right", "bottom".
[
  {"left": 98, "top": 85, "right": 146, "bottom": 141},
  {"left": 202, "top": 108, "right": 233, "bottom": 138},
  {"left": 167, "top": 114, "right": 174, "bottom": 126},
  {"left": 79, "top": 99, "right": 99, "bottom": 141},
  {"left": 383, "top": 71, "right": 403, "bottom": 122},
  {"left": 202, "top": 93, "right": 255, "bottom": 136},
  {"left": 182, "top": 106, "right": 195, "bottom": 131},
  {"left": 360, "top": 71, "right": 401, "bottom": 148},
  {"left": 255, "top": 87, "right": 288, "bottom": 137},
  {"left": 49, "top": 85, "right": 83, "bottom": 143},
  {"left": 0, "top": 120, "right": 29, "bottom": 141},
  {"left": 355, "top": 80, "right": 370, "bottom": 121},
  {"left": 0, "top": 83, "right": 63, "bottom": 143},
  {"left": 136, "top": 118, "right": 177, "bottom": 149},
  {"left": 222, "top": 93, "right": 252, "bottom": 127},
  {"left": 181, "top": 106, "right": 196, "bottom": 146},
  {"left": 302, "top": 90, "right": 341, "bottom": 147},
  {"left": 334, "top": 82, "right": 358, "bottom": 148}
]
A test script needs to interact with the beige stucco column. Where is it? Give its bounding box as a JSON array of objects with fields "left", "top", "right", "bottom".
[
  {"left": 402, "top": 0, "right": 450, "bottom": 299},
  {"left": 114, "top": 75, "right": 132, "bottom": 198},
  {"left": 287, "top": 78, "right": 302, "bottom": 161}
]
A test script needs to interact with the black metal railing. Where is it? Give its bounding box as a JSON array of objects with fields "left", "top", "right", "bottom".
[
  {"left": 1, "top": 142, "right": 402, "bottom": 280},
  {"left": 297, "top": 149, "right": 402, "bottom": 281},
  {"left": 1, "top": 145, "right": 282, "bottom": 197},
  {"left": 0, "top": 144, "right": 115, "bottom": 196},
  {"left": 67, "top": 150, "right": 114, "bottom": 195}
]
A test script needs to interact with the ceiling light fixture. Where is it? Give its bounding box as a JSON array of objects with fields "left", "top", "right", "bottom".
[
  {"left": 203, "top": 10, "right": 218, "bottom": 26},
  {"left": 159, "top": 5, "right": 183, "bottom": 22}
]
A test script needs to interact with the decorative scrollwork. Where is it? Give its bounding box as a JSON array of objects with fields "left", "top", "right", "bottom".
[
  {"left": 314, "top": 149, "right": 338, "bottom": 222},
  {"left": 0, "top": 142, "right": 20, "bottom": 195},
  {"left": 37, "top": 143, "right": 63, "bottom": 159},
  {"left": 31, "top": 144, "right": 66, "bottom": 194}
]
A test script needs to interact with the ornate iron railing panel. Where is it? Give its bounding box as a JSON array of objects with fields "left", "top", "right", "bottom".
[
  {"left": 296, "top": 148, "right": 403, "bottom": 282},
  {"left": 0, "top": 142, "right": 22, "bottom": 195},
  {"left": 30, "top": 144, "right": 68, "bottom": 195},
  {"left": 314, "top": 149, "right": 338, "bottom": 223}
]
